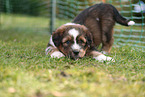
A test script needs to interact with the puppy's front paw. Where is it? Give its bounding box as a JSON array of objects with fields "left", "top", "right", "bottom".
[
  {"left": 94, "top": 55, "right": 115, "bottom": 62},
  {"left": 101, "top": 51, "right": 109, "bottom": 55},
  {"left": 51, "top": 51, "right": 65, "bottom": 58}
]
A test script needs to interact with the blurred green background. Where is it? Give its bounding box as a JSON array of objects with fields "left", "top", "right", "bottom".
[{"left": 0, "top": 0, "right": 145, "bottom": 50}]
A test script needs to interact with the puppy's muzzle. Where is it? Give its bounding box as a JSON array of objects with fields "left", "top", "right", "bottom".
[{"left": 71, "top": 49, "right": 86, "bottom": 60}]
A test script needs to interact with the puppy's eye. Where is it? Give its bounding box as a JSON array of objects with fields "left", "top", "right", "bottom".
[
  {"left": 81, "top": 40, "right": 84, "bottom": 43},
  {"left": 63, "top": 40, "right": 70, "bottom": 46},
  {"left": 65, "top": 40, "right": 70, "bottom": 44},
  {"left": 79, "top": 40, "right": 85, "bottom": 44}
]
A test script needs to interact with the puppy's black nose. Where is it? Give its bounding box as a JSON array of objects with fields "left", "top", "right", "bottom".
[{"left": 73, "top": 50, "right": 79, "bottom": 55}]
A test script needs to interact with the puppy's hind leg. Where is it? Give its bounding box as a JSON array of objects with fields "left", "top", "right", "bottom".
[
  {"left": 101, "top": 30, "right": 114, "bottom": 54},
  {"left": 101, "top": 19, "right": 115, "bottom": 54}
]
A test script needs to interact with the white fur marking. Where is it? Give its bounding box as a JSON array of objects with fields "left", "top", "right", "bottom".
[
  {"left": 72, "top": 42, "right": 81, "bottom": 51},
  {"left": 49, "top": 35, "right": 56, "bottom": 48},
  {"left": 68, "top": 28, "right": 79, "bottom": 38},
  {"left": 94, "top": 55, "right": 115, "bottom": 62},
  {"left": 68, "top": 29, "right": 81, "bottom": 51},
  {"left": 64, "top": 23, "right": 77, "bottom": 26},
  {"left": 128, "top": 21, "right": 135, "bottom": 26},
  {"left": 96, "top": 18, "right": 99, "bottom": 21},
  {"left": 51, "top": 51, "right": 64, "bottom": 58}
]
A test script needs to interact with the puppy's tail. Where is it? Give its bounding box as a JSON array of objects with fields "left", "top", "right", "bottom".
[{"left": 112, "top": 5, "right": 135, "bottom": 26}]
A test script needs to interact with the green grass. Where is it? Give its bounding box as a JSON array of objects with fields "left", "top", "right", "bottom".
[{"left": 0, "top": 14, "right": 145, "bottom": 97}]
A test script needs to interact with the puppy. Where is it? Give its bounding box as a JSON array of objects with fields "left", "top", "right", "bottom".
[
  {"left": 73, "top": 3, "right": 135, "bottom": 54},
  {"left": 46, "top": 3, "right": 135, "bottom": 62}
]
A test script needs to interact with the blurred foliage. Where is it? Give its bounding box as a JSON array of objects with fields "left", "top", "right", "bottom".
[
  {"left": 56, "top": 0, "right": 102, "bottom": 19},
  {"left": 0, "top": 0, "right": 144, "bottom": 22},
  {"left": 0, "top": 0, "right": 101, "bottom": 17},
  {"left": 0, "top": 0, "right": 50, "bottom": 16}
]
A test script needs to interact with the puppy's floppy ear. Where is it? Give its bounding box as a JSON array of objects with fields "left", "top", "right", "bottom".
[
  {"left": 81, "top": 25, "right": 94, "bottom": 48},
  {"left": 86, "top": 31, "right": 95, "bottom": 49},
  {"left": 52, "top": 26, "right": 66, "bottom": 47},
  {"left": 52, "top": 31, "right": 61, "bottom": 47},
  {"left": 86, "top": 32, "right": 93, "bottom": 45}
]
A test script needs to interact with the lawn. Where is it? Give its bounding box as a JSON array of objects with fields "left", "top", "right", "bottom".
[{"left": 0, "top": 14, "right": 145, "bottom": 97}]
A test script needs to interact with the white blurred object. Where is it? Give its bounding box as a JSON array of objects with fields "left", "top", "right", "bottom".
[{"left": 134, "top": 1, "right": 145, "bottom": 13}]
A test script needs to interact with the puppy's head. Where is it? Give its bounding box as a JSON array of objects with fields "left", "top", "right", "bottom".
[{"left": 52, "top": 23, "right": 93, "bottom": 60}]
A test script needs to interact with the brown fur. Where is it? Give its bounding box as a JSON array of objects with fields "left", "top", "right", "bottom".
[{"left": 73, "top": 3, "right": 130, "bottom": 53}]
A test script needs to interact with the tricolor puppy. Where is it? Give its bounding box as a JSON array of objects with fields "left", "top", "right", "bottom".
[
  {"left": 46, "top": 3, "right": 135, "bottom": 62},
  {"left": 46, "top": 23, "right": 112, "bottom": 62}
]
